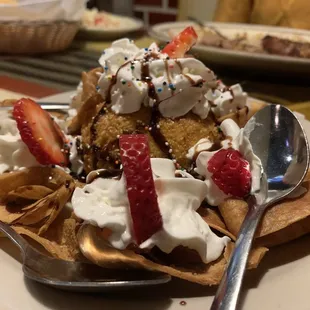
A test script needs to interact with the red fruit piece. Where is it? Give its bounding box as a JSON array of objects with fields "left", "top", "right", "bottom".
[
  {"left": 13, "top": 98, "right": 69, "bottom": 166},
  {"left": 207, "top": 148, "right": 251, "bottom": 197},
  {"left": 119, "top": 134, "right": 163, "bottom": 245},
  {"left": 162, "top": 26, "right": 198, "bottom": 58}
]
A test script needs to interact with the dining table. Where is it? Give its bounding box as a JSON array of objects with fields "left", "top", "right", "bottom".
[{"left": 0, "top": 34, "right": 309, "bottom": 118}]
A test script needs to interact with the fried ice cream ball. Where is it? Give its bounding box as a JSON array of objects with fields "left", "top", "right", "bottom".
[
  {"left": 81, "top": 106, "right": 165, "bottom": 172},
  {"left": 80, "top": 101, "right": 221, "bottom": 173}
]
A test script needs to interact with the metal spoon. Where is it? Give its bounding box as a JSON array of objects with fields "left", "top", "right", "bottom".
[
  {"left": 0, "top": 222, "right": 171, "bottom": 292},
  {"left": 211, "top": 104, "right": 309, "bottom": 310}
]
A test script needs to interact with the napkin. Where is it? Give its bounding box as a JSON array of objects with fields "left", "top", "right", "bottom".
[{"left": 0, "top": 0, "right": 86, "bottom": 22}]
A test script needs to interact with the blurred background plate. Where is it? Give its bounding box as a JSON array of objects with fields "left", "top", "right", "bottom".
[
  {"left": 149, "top": 21, "right": 310, "bottom": 76},
  {"left": 78, "top": 9, "right": 144, "bottom": 40}
]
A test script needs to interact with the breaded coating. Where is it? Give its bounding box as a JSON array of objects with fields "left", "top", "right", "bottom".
[{"left": 79, "top": 98, "right": 220, "bottom": 172}]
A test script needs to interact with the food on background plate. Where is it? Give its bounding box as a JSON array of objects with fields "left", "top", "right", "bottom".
[
  {"left": 168, "top": 26, "right": 310, "bottom": 59},
  {"left": 262, "top": 35, "right": 310, "bottom": 58},
  {"left": 82, "top": 8, "right": 140, "bottom": 30},
  {"left": 0, "top": 26, "right": 310, "bottom": 286}
]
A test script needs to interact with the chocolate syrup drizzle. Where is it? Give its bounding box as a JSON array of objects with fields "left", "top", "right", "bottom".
[
  {"left": 89, "top": 60, "right": 131, "bottom": 169},
  {"left": 140, "top": 56, "right": 173, "bottom": 159}
]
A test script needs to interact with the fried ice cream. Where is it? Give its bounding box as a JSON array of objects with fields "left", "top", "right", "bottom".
[
  {"left": 68, "top": 37, "right": 250, "bottom": 173},
  {"left": 78, "top": 100, "right": 222, "bottom": 172}
]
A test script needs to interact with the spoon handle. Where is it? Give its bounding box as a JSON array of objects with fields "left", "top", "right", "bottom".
[
  {"left": 0, "top": 221, "right": 28, "bottom": 255},
  {"left": 210, "top": 200, "right": 266, "bottom": 310}
]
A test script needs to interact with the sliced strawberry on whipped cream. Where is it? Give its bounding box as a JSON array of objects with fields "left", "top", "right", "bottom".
[
  {"left": 195, "top": 119, "right": 262, "bottom": 206},
  {"left": 13, "top": 98, "right": 69, "bottom": 166},
  {"left": 119, "top": 134, "right": 163, "bottom": 245},
  {"left": 162, "top": 26, "right": 198, "bottom": 58},
  {"left": 207, "top": 148, "right": 252, "bottom": 197}
]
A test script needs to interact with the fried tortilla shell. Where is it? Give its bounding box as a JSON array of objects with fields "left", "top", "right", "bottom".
[
  {"left": 0, "top": 99, "right": 17, "bottom": 107},
  {"left": 68, "top": 94, "right": 104, "bottom": 135},
  {"left": 78, "top": 225, "right": 267, "bottom": 285},
  {"left": 69, "top": 68, "right": 104, "bottom": 134},
  {"left": 0, "top": 167, "right": 75, "bottom": 235},
  {"left": 198, "top": 207, "right": 236, "bottom": 240},
  {"left": 219, "top": 183, "right": 310, "bottom": 247},
  {"left": 13, "top": 217, "right": 80, "bottom": 261},
  {"left": 6, "top": 185, "right": 53, "bottom": 203}
]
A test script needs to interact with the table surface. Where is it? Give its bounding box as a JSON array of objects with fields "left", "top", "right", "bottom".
[{"left": 0, "top": 36, "right": 309, "bottom": 118}]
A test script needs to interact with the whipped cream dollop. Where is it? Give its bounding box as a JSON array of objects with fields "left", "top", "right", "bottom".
[
  {"left": 195, "top": 119, "right": 262, "bottom": 206},
  {"left": 72, "top": 158, "right": 230, "bottom": 263},
  {"left": 206, "top": 83, "right": 247, "bottom": 118},
  {"left": 0, "top": 111, "right": 18, "bottom": 135},
  {"left": 97, "top": 38, "right": 247, "bottom": 120},
  {"left": 0, "top": 111, "right": 39, "bottom": 174}
]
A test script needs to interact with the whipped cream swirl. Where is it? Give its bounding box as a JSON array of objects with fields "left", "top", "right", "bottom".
[
  {"left": 194, "top": 119, "right": 262, "bottom": 206},
  {"left": 72, "top": 158, "right": 230, "bottom": 263},
  {"left": 98, "top": 38, "right": 246, "bottom": 119}
]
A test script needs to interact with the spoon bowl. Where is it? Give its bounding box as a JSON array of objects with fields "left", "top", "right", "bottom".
[
  {"left": 211, "top": 104, "right": 309, "bottom": 310},
  {"left": 247, "top": 104, "right": 309, "bottom": 202}
]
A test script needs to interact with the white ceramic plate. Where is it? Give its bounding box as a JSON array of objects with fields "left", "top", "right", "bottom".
[
  {"left": 1, "top": 92, "right": 310, "bottom": 310},
  {"left": 78, "top": 10, "right": 144, "bottom": 40},
  {"left": 149, "top": 21, "right": 310, "bottom": 75}
]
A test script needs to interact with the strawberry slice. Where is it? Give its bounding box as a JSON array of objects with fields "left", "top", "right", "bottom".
[
  {"left": 13, "top": 98, "right": 69, "bottom": 166},
  {"left": 207, "top": 148, "right": 251, "bottom": 197},
  {"left": 119, "top": 134, "right": 163, "bottom": 245},
  {"left": 162, "top": 26, "right": 198, "bottom": 58}
]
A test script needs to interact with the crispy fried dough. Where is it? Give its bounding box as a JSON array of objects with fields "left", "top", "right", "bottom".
[
  {"left": 81, "top": 225, "right": 267, "bottom": 285},
  {"left": 219, "top": 183, "right": 310, "bottom": 247},
  {"left": 78, "top": 101, "right": 222, "bottom": 172},
  {"left": 0, "top": 167, "right": 75, "bottom": 235}
]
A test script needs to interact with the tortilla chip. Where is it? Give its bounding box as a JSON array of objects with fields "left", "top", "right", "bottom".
[
  {"left": 6, "top": 185, "right": 53, "bottom": 204},
  {"left": 44, "top": 220, "right": 81, "bottom": 260},
  {"left": 0, "top": 205, "right": 24, "bottom": 223},
  {"left": 0, "top": 99, "right": 16, "bottom": 107},
  {"left": 78, "top": 225, "right": 267, "bottom": 285},
  {"left": 198, "top": 207, "right": 236, "bottom": 240},
  {"left": 37, "top": 182, "right": 75, "bottom": 235},
  {"left": 219, "top": 183, "right": 310, "bottom": 247},
  {"left": 13, "top": 226, "right": 77, "bottom": 261},
  {"left": 68, "top": 67, "right": 104, "bottom": 135},
  {"left": 304, "top": 169, "right": 310, "bottom": 182},
  {"left": 13, "top": 198, "right": 54, "bottom": 226},
  {"left": 68, "top": 94, "right": 104, "bottom": 135},
  {"left": 11, "top": 208, "right": 81, "bottom": 261},
  {"left": 0, "top": 167, "right": 70, "bottom": 197},
  {"left": 0, "top": 167, "right": 75, "bottom": 234},
  {"left": 81, "top": 67, "right": 103, "bottom": 102}
]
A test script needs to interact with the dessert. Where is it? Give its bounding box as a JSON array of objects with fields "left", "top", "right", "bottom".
[
  {"left": 0, "top": 27, "right": 310, "bottom": 286},
  {"left": 69, "top": 28, "right": 250, "bottom": 174}
]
